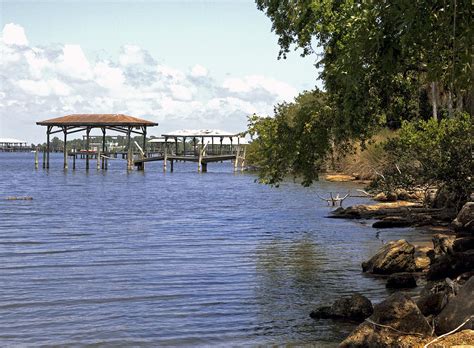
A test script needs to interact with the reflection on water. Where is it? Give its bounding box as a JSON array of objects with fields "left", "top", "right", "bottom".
[{"left": 0, "top": 153, "right": 435, "bottom": 346}]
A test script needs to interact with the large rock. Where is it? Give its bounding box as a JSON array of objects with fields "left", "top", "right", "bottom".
[
  {"left": 453, "top": 236, "right": 474, "bottom": 252},
  {"left": 432, "top": 233, "right": 456, "bottom": 255},
  {"left": 340, "top": 293, "right": 432, "bottom": 347},
  {"left": 435, "top": 276, "right": 474, "bottom": 335},
  {"left": 453, "top": 202, "right": 474, "bottom": 232},
  {"left": 362, "top": 240, "right": 416, "bottom": 274},
  {"left": 417, "top": 279, "right": 454, "bottom": 317},
  {"left": 372, "top": 217, "right": 412, "bottom": 229},
  {"left": 427, "top": 250, "right": 474, "bottom": 280},
  {"left": 310, "top": 293, "right": 373, "bottom": 321},
  {"left": 386, "top": 273, "right": 417, "bottom": 289}
]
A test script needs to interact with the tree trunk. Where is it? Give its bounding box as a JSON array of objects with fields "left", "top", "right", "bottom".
[{"left": 431, "top": 82, "right": 438, "bottom": 120}]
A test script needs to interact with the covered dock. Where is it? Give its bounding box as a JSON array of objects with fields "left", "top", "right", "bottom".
[
  {"left": 36, "top": 114, "right": 158, "bottom": 170},
  {"left": 134, "top": 129, "right": 248, "bottom": 172}
]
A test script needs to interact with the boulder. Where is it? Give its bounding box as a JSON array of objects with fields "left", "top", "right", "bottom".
[
  {"left": 424, "top": 329, "right": 474, "bottom": 347},
  {"left": 310, "top": 293, "right": 373, "bottom": 321},
  {"left": 362, "top": 240, "right": 416, "bottom": 274},
  {"left": 417, "top": 280, "right": 453, "bottom": 316},
  {"left": 386, "top": 273, "right": 417, "bottom": 289},
  {"left": 340, "top": 293, "right": 432, "bottom": 347},
  {"left": 414, "top": 246, "right": 432, "bottom": 271},
  {"left": 453, "top": 236, "right": 474, "bottom": 252},
  {"left": 453, "top": 202, "right": 474, "bottom": 232},
  {"left": 372, "top": 217, "right": 412, "bottom": 229},
  {"left": 432, "top": 233, "right": 456, "bottom": 255},
  {"left": 427, "top": 250, "right": 474, "bottom": 280},
  {"left": 374, "top": 192, "right": 398, "bottom": 202},
  {"left": 435, "top": 276, "right": 474, "bottom": 335}
]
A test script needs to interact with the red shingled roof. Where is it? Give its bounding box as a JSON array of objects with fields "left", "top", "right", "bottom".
[{"left": 37, "top": 114, "right": 158, "bottom": 126}]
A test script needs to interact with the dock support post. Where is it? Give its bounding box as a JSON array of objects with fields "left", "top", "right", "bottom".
[
  {"left": 202, "top": 162, "right": 207, "bottom": 172},
  {"left": 63, "top": 127, "right": 68, "bottom": 170},
  {"left": 86, "top": 127, "right": 91, "bottom": 170},
  {"left": 73, "top": 147, "right": 76, "bottom": 170},
  {"left": 101, "top": 127, "right": 106, "bottom": 169},
  {"left": 127, "top": 127, "right": 132, "bottom": 171},
  {"left": 170, "top": 159, "right": 174, "bottom": 172},
  {"left": 163, "top": 137, "right": 168, "bottom": 172},
  {"left": 97, "top": 148, "right": 100, "bottom": 170},
  {"left": 42, "top": 146, "right": 46, "bottom": 169},
  {"left": 198, "top": 151, "right": 202, "bottom": 173},
  {"left": 241, "top": 146, "right": 246, "bottom": 172},
  {"left": 34, "top": 149, "right": 38, "bottom": 169},
  {"left": 46, "top": 126, "right": 51, "bottom": 169},
  {"left": 234, "top": 146, "right": 240, "bottom": 172}
]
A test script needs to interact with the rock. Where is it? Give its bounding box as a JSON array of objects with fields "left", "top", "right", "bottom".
[
  {"left": 340, "top": 293, "right": 432, "bottom": 347},
  {"left": 362, "top": 240, "right": 416, "bottom": 274},
  {"left": 386, "top": 273, "right": 417, "bottom": 288},
  {"left": 372, "top": 217, "right": 412, "bottom": 229},
  {"left": 417, "top": 292, "right": 446, "bottom": 316},
  {"left": 425, "top": 329, "right": 474, "bottom": 347},
  {"left": 453, "top": 202, "right": 474, "bottom": 232},
  {"left": 435, "top": 276, "right": 474, "bottom": 335},
  {"left": 453, "top": 236, "right": 474, "bottom": 252},
  {"left": 374, "top": 192, "right": 398, "bottom": 202},
  {"left": 310, "top": 293, "right": 373, "bottom": 321},
  {"left": 432, "top": 233, "right": 456, "bottom": 255},
  {"left": 414, "top": 246, "right": 432, "bottom": 271},
  {"left": 427, "top": 250, "right": 474, "bottom": 280}
]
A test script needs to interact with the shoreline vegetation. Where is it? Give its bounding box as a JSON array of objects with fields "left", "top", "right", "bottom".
[{"left": 249, "top": 1, "right": 472, "bottom": 345}]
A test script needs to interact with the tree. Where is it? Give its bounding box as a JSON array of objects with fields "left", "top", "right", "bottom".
[{"left": 247, "top": 90, "right": 335, "bottom": 186}]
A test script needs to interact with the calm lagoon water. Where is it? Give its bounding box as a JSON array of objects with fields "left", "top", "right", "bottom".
[{"left": 0, "top": 152, "right": 434, "bottom": 347}]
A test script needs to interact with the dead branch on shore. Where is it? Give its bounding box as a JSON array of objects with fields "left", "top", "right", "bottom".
[{"left": 317, "top": 191, "right": 350, "bottom": 206}]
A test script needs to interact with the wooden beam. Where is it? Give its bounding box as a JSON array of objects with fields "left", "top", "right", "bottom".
[
  {"left": 101, "top": 127, "right": 106, "bottom": 169},
  {"left": 86, "top": 127, "right": 91, "bottom": 170},
  {"left": 46, "top": 126, "right": 51, "bottom": 169},
  {"left": 63, "top": 126, "right": 68, "bottom": 169}
]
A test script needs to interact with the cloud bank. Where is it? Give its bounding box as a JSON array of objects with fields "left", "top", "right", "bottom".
[{"left": 0, "top": 23, "right": 298, "bottom": 142}]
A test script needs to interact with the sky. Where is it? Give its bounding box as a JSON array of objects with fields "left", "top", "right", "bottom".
[{"left": 0, "top": 0, "right": 321, "bottom": 143}]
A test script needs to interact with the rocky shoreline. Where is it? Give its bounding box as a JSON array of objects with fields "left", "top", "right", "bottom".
[{"left": 312, "top": 201, "right": 474, "bottom": 347}]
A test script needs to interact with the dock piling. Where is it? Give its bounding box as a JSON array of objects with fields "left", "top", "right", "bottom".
[{"left": 34, "top": 150, "right": 38, "bottom": 169}]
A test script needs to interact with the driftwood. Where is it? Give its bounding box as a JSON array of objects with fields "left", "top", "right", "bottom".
[{"left": 317, "top": 191, "right": 350, "bottom": 206}]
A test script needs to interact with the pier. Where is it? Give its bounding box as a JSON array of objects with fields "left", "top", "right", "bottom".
[
  {"left": 36, "top": 114, "right": 158, "bottom": 170},
  {"left": 35, "top": 115, "right": 247, "bottom": 172},
  {"left": 134, "top": 130, "right": 247, "bottom": 172}
]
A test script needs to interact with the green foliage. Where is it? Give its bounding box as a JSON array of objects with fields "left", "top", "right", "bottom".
[
  {"left": 247, "top": 90, "right": 334, "bottom": 186},
  {"left": 371, "top": 113, "right": 473, "bottom": 207},
  {"left": 256, "top": 0, "right": 473, "bottom": 131}
]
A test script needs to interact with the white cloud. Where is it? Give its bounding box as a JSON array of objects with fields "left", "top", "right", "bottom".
[
  {"left": 190, "top": 64, "right": 208, "bottom": 77},
  {"left": 56, "top": 44, "right": 92, "bottom": 80},
  {"left": 0, "top": 23, "right": 299, "bottom": 141},
  {"left": 2, "top": 23, "right": 29, "bottom": 46}
]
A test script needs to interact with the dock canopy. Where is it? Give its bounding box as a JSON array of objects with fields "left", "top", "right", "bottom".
[
  {"left": 36, "top": 113, "right": 158, "bottom": 170},
  {"left": 37, "top": 114, "right": 158, "bottom": 127}
]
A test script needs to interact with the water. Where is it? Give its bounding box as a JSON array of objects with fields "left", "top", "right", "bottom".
[{"left": 0, "top": 152, "right": 435, "bottom": 347}]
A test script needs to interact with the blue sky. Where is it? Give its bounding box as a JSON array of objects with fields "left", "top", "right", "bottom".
[{"left": 1, "top": 0, "right": 321, "bottom": 142}]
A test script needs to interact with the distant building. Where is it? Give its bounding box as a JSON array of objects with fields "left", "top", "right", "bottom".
[{"left": 0, "top": 138, "right": 29, "bottom": 152}]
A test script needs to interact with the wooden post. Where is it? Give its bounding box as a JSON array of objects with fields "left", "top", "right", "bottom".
[
  {"left": 220, "top": 137, "right": 223, "bottom": 155},
  {"left": 86, "top": 127, "right": 91, "bottom": 170},
  {"left": 101, "top": 127, "right": 106, "bottom": 169},
  {"left": 183, "top": 137, "right": 186, "bottom": 156},
  {"left": 193, "top": 137, "right": 197, "bottom": 156},
  {"left": 34, "top": 149, "right": 38, "bottom": 169},
  {"left": 175, "top": 137, "right": 178, "bottom": 155},
  {"left": 198, "top": 149, "right": 202, "bottom": 173},
  {"left": 127, "top": 127, "right": 132, "bottom": 170},
  {"left": 234, "top": 146, "right": 240, "bottom": 172},
  {"left": 46, "top": 126, "right": 51, "bottom": 169},
  {"left": 202, "top": 162, "right": 207, "bottom": 172},
  {"left": 63, "top": 127, "right": 68, "bottom": 170},
  {"left": 163, "top": 137, "right": 168, "bottom": 172},
  {"left": 241, "top": 146, "right": 246, "bottom": 172},
  {"left": 42, "top": 146, "right": 46, "bottom": 169},
  {"left": 211, "top": 137, "right": 214, "bottom": 155},
  {"left": 142, "top": 127, "right": 147, "bottom": 157},
  {"left": 170, "top": 159, "right": 174, "bottom": 172},
  {"left": 73, "top": 147, "right": 76, "bottom": 170},
  {"left": 97, "top": 148, "right": 100, "bottom": 170}
]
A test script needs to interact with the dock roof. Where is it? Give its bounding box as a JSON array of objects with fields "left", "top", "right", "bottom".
[
  {"left": 162, "top": 129, "right": 239, "bottom": 137},
  {"left": 37, "top": 114, "right": 158, "bottom": 127}
]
